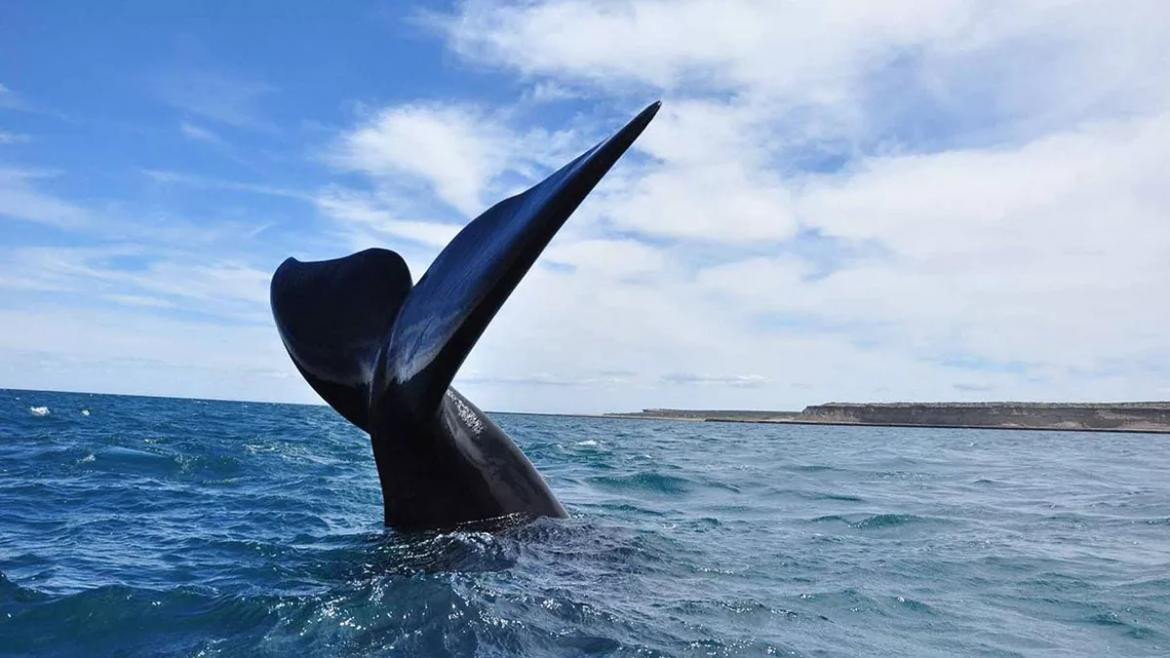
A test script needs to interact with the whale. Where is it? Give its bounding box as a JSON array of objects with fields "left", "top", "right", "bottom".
[{"left": 270, "top": 102, "right": 660, "bottom": 530}]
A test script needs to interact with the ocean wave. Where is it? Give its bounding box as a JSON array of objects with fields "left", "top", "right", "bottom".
[
  {"left": 3, "top": 390, "right": 1170, "bottom": 656},
  {"left": 806, "top": 513, "right": 941, "bottom": 529},
  {"left": 585, "top": 472, "right": 696, "bottom": 495}
]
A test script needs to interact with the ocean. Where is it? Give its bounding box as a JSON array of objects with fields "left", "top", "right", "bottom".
[{"left": 1, "top": 389, "right": 1168, "bottom": 657}]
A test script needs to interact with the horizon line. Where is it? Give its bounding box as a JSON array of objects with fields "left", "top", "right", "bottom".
[{"left": 4, "top": 386, "right": 1168, "bottom": 413}]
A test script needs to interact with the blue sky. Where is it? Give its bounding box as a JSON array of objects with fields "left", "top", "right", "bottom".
[{"left": 2, "top": 1, "right": 1168, "bottom": 412}]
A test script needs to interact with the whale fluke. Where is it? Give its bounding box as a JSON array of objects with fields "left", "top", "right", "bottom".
[
  {"left": 384, "top": 101, "right": 661, "bottom": 422},
  {"left": 271, "top": 102, "right": 660, "bottom": 529},
  {"left": 271, "top": 248, "right": 411, "bottom": 431}
]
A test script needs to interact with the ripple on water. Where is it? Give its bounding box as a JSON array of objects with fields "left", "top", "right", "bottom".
[
  {"left": 585, "top": 472, "right": 697, "bottom": 495},
  {"left": 805, "top": 513, "right": 948, "bottom": 531},
  {"left": 2, "top": 390, "right": 1169, "bottom": 656}
]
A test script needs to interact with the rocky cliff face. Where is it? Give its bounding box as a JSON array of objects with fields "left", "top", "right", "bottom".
[{"left": 799, "top": 402, "right": 1170, "bottom": 431}]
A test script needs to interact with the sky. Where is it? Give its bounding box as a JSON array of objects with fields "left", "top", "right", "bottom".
[{"left": 1, "top": 1, "right": 1168, "bottom": 413}]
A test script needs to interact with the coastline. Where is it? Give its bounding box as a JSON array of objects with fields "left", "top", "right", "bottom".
[
  {"left": 606, "top": 402, "right": 1170, "bottom": 434},
  {"left": 8, "top": 388, "right": 1170, "bottom": 434}
]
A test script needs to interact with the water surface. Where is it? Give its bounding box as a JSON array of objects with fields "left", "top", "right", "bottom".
[{"left": 2, "top": 389, "right": 1168, "bottom": 656}]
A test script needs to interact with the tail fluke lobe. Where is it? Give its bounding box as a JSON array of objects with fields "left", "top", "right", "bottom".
[
  {"left": 270, "top": 248, "right": 412, "bottom": 431},
  {"left": 382, "top": 102, "right": 661, "bottom": 419},
  {"left": 270, "top": 104, "right": 660, "bottom": 528}
]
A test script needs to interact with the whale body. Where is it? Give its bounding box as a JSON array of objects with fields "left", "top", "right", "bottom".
[{"left": 270, "top": 102, "right": 659, "bottom": 529}]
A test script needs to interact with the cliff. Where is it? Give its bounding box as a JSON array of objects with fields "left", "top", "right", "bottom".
[
  {"left": 800, "top": 402, "right": 1170, "bottom": 432},
  {"left": 607, "top": 402, "right": 1170, "bottom": 433}
]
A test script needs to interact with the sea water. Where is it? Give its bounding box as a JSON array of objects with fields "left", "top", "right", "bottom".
[{"left": 1, "top": 389, "right": 1168, "bottom": 656}]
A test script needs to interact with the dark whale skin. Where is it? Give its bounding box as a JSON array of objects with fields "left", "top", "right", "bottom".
[
  {"left": 271, "top": 102, "right": 659, "bottom": 530},
  {"left": 368, "top": 387, "right": 566, "bottom": 530}
]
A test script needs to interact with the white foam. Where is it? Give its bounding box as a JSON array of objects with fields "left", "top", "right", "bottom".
[{"left": 29, "top": 406, "right": 50, "bottom": 417}]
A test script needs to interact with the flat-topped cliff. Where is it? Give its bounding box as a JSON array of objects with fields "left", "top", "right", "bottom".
[
  {"left": 612, "top": 409, "right": 802, "bottom": 422},
  {"left": 608, "top": 402, "right": 1170, "bottom": 433},
  {"left": 800, "top": 402, "right": 1170, "bottom": 432}
]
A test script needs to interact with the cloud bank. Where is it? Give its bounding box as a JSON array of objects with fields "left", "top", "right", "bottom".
[{"left": 2, "top": 2, "right": 1168, "bottom": 411}]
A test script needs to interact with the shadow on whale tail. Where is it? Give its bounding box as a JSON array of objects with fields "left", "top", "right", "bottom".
[{"left": 271, "top": 102, "right": 660, "bottom": 430}]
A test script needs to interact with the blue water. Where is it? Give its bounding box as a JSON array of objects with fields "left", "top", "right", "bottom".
[{"left": 1, "top": 389, "right": 1169, "bottom": 656}]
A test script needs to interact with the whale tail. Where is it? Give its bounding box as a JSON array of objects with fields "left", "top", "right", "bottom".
[
  {"left": 271, "top": 102, "right": 660, "bottom": 429},
  {"left": 270, "top": 248, "right": 411, "bottom": 431}
]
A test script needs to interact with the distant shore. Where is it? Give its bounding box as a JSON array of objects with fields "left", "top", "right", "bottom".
[
  {"left": 606, "top": 402, "right": 1170, "bottom": 434},
  {"left": 7, "top": 388, "right": 1170, "bottom": 434}
]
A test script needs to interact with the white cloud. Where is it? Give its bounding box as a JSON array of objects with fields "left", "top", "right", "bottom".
[
  {"left": 603, "top": 158, "right": 796, "bottom": 243},
  {"left": 154, "top": 71, "right": 276, "bottom": 130},
  {"left": 440, "top": 0, "right": 969, "bottom": 97},
  {"left": 0, "top": 306, "right": 307, "bottom": 403},
  {"left": 313, "top": 186, "right": 462, "bottom": 249},
  {"left": 0, "top": 130, "right": 29, "bottom": 144},
  {"left": 788, "top": 111, "right": 1170, "bottom": 368},
  {"left": 523, "top": 81, "right": 583, "bottom": 103},
  {"left": 661, "top": 373, "right": 768, "bottom": 388},
  {"left": 330, "top": 103, "right": 514, "bottom": 216},
  {"left": 403, "top": 0, "right": 1170, "bottom": 410},
  {"left": 545, "top": 238, "right": 665, "bottom": 277},
  {"left": 685, "top": 111, "right": 1170, "bottom": 388},
  {"left": 438, "top": 0, "right": 1170, "bottom": 130},
  {"left": 179, "top": 121, "right": 226, "bottom": 146},
  {"left": 0, "top": 168, "right": 88, "bottom": 227},
  {"left": 325, "top": 95, "right": 803, "bottom": 246},
  {"left": 141, "top": 168, "right": 309, "bottom": 201},
  {"left": 326, "top": 100, "right": 593, "bottom": 218},
  {"left": 9, "top": 3, "right": 1169, "bottom": 410},
  {"left": 0, "top": 245, "right": 272, "bottom": 322},
  {"left": 0, "top": 82, "right": 26, "bottom": 110}
]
